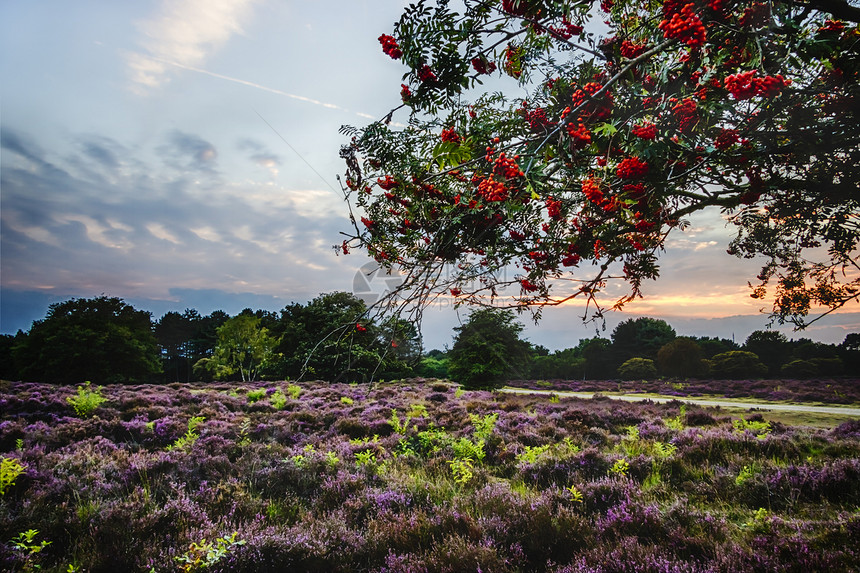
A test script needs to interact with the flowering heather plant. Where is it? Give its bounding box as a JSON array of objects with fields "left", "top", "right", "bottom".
[{"left": 0, "top": 380, "right": 858, "bottom": 571}]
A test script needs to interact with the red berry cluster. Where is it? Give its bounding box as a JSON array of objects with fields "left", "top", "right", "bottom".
[
  {"left": 520, "top": 278, "right": 540, "bottom": 292},
  {"left": 620, "top": 40, "right": 648, "bottom": 59},
  {"left": 566, "top": 122, "right": 592, "bottom": 148},
  {"left": 739, "top": 2, "right": 769, "bottom": 28},
  {"left": 631, "top": 122, "right": 657, "bottom": 139},
  {"left": 503, "top": 45, "right": 523, "bottom": 79},
  {"left": 471, "top": 57, "right": 497, "bottom": 75},
  {"left": 549, "top": 18, "right": 584, "bottom": 40},
  {"left": 418, "top": 64, "right": 437, "bottom": 83},
  {"left": 582, "top": 178, "right": 604, "bottom": 204},
  {"left": 714, "top": 128, "right": 740, "bottom": 150},
  {"left": 658, "top": 3, "right": 706, "bottom": 48},
  {"left": 671, "top": 97, "right": 698, "bottom": 132},
  {"left": 400, "top": 84, "right": 412, "bottom": 103},
  {"left": 616, "top": 156, "right": 649, "bottom": 179},
  {"left": 522, "top": 103, "right": 556, "bottom": 131},
  {"left": 378, "top": 35, "right": 402, "bottom": 59},
  {"left": 546, "top": 196, "right": 563, "bottom": 220},
  {"left": 571, "top": 82, "right": 613, "bottom": 120},
  {"left": 725, "top": 71, "right": 790, "bottom": 99},
  {"left": 378, "top": 175, "right": 399, "bottom": 190},
  {"left": 441, "top": 127, "right": 461, "bottom": 143}
]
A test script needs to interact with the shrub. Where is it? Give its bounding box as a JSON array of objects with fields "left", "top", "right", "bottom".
[
  {"left": 780, "top": 359, "right": 818, "bottom": 378},
  {"left": 616, "top": 358, "right": 657, "bottom": 380},
  {"left": 708, "top": 351, "right": 768, "bottom": 379}
]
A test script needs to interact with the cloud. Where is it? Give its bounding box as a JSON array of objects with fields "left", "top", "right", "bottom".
[
  {"left": 128, "top": 0, "right": 256, "bottom": 90},
  {"left": 1, "top": 127, "right": 357, "bottom": 306},
  {"left": 158, "top": 130, "right": 219, "bottom": 173}
]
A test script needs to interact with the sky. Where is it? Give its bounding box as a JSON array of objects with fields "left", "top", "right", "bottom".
[{"left": 1, "top": 0, "right": 858, "bottom": 351}]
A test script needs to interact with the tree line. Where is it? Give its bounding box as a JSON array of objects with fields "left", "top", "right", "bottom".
[{"left": 0, "top": 295, "right": 857, "bottom": 386}]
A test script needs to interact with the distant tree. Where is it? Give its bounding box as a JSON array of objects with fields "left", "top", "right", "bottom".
[
  {"left": 744, "top": 330, "right": 790, "bottom": 376},
  {"left": 0, "top": 333, "right": 19, "bottom": 380},
  {"left": 530, "top": 347, "right": 586, "bottom": 380},
  {"left": 581, "top": 337, "right": 615, "bottom": 380},
  {"left": 611, "top": 317, "right": 676, "bottom": 363},
  {"left": 617, "top": 357, "right": 658, "bottom": 381},
  {"left": 12, "top": 296, "right": 161, "bottom": 384},
  {"left": 197, "top": 315, "right": 279, "bottom": 382},
  {"left": 447, "top": 308, "right": 531, "bottom": 388},
  {"left": 154, "top": 311, "right": 197, "bottom": 383},
  {"left": 709, "top": 350, "right": 768, "bottom": 379},
  {"left": 657, "top": 337, "right": 707, "bottom": 378},
  {"left": 276, "top": 292, "right": 417, "bottom": 382},
  {"left": 839, "top": 333, "right": 860, "bottom": 373},
  {"left": 693, "top": 336, "right": 741, "bottom": 359}
]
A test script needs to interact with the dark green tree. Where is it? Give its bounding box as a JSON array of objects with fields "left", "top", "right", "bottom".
[
  {"left": 196, "top": 315, "right": 279, "bottom": 382},
  {"left": 611, "top": 317, "right": 676, "bottom": 363},
  {"left": 447, "top": 308, "right": 531, "bottom": 388},
  {"left": 154, "top": 310, "right": 197, "bottom": 383},
  {"left": 693, "top": 336, "right": 741, "bottom": 359},
  {"left": 744, "top": 330, "right": 790, "bottom": 376},
  {"left": 12, "top": 296, "right": 161, "bottom": 384},
  {"left": 276, "top": 292, "right": 417, "bottom": 382},
  {"left": 657, "top": 337, "right": 708, "bottom": 378},
  {"left": 581, "top": 337, "right": 615, "bottom": 380}
]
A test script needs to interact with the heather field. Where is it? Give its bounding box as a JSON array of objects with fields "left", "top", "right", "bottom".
[{"left": 1, "top": 380, "right": 859, "bottom": 572}]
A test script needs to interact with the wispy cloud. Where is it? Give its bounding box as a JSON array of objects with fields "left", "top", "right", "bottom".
[
  {"left": 153, "top": 57, "right": 377, "bottom": 120},
  {"left": 128, "top": 0, "right": 256, "bottom": 90}
]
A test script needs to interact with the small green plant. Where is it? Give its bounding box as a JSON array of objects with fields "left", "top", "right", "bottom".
[
  {"left": 246, "top": 388, "right": 267, "bottom": 403},
  {"left": 567, "top": 485, "right": 584, "bottom": 503},
  {"left": 449, "top": 458, "right": 475, "bottom": 484},
  {"left": 67, "top": 381, "right": 107, "bottom": 417},
  {"left": 624, "top": 426, "right": 640, "bottom": 441},
  {"left": 549, "top": 393, "right": 560, "bottom": 403},
  {"left": 408, "top": 402, "right": 428, "bottom": 418},
  {"left": 341, "top": 396, "right": 354, "bottom": 405},
  {"left": 389, "top": 409, "right": 411, "bottom": 435},
  {"left": 16, "top": 438, "right": 24, "bottom": 451},
  {"left": 653, "top": 441, "right": 677, "bottom": 458},
  {"left": 286, "top": 383, "right": 301, "bottom": 399},
  {"left": 516, "top": 444, "right": 552, "bottom": 465},
  {"left": 1, "top": 456, "right": 27, "bottom": 495},
  {"left": 354, "top": 449, "right": 376, "bottom": 467},
  {"left": 324, "top": 450, "right": 339, "bottom": 468},
  {"left": 735, "top": 464, "right": 757, "bottom": 486},
  {"left": 175, "top": 531, "right": 245, "bottom": 572},
  {"left": 665, "top": 405, "right": 686, "bottom": 431},
  {"left": 733, "top": 418, "right": 772, "bottom": 439},
  {"left": 452, "top": 437, "right": 485, "bottom": 463},
  {"left": 270, "top": 388, "right": 287, "bottom": 410},
  {"left": 454, "top": 387, "right": 465, "bottom": 399},
  {"left": 610, "top": 458, "right": 630, "bottom": 477},
  {"left": 167, "top": 416, "right": 205, "bottom": 451},
  {"left": 10, "top": 529, "right": 51, "bottom": 572},
  {"left": 469, "top": 412, "right": 499, "bottom": 440}
]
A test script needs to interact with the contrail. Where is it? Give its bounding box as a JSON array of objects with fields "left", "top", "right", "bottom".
[{"left": 153, "top": 57, "right": 376, "bottom": 120}]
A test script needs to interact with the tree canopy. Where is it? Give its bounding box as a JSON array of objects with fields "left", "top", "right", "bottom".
[
  {"left": 447, "top": 307, "right": 533, "bottom": 387},
  {"left": 11, "top": 296, "right": 161, "bottom": 384},
  {"left": 340, "top": 0, "right": 859, "bottom": 328}
]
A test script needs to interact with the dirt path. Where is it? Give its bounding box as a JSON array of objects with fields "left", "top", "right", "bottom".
[{"left": 500, "top": 387, "right": 860, "bottom": 417}]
